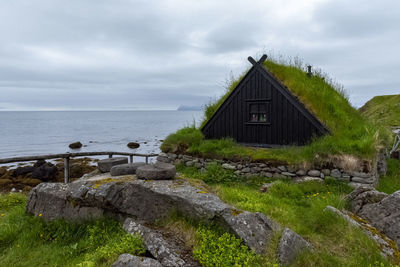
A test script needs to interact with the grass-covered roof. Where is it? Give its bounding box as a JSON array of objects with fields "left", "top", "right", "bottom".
[{"left": 162, "top": 57, "right": 389, "bottom": 164}]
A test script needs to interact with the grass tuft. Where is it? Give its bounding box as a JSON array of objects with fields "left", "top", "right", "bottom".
[
  {"left": 0, "top": 193, "right": 145, "bottom": 267},
  {"left": 377, "top": 159, "right": 400, "bottom": 194}
]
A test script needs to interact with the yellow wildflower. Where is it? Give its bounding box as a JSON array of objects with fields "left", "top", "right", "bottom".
[
  {"left": 38, "top": 213, "right": 43, "bottom": 217},
  {"left": 1, "top": 213, "right": 5, "bottom": 217}
]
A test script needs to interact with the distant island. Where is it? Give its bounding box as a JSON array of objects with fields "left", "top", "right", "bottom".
[{"left": 177, "top": 105, "right": 202, "bottom": 111}]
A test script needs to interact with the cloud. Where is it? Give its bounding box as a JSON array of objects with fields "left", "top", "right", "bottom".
[{"left": 0, "top": 0, "right": 398, "bottom": 110}]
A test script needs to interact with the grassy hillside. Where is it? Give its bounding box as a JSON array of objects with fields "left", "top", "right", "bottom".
[
  {"left": 360, "top": 94, "right": 400, "bottom": 128},
  {"left": 162, "top": 58, "right": 388, "bottom": 164},
  {"left": 175, "top": 163, "right": 396, "bottom": 266}
]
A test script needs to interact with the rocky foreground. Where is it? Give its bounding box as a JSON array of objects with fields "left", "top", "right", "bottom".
[{"left": 26, "top": 170, "right": 313, "bottom": 266}]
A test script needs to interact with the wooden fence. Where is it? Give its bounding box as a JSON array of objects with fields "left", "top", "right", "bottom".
[{"left": 0, "top": 152, "right": 158, "bottom": 183}]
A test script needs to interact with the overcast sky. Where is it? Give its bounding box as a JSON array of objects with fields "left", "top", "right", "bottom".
[{"left": 0, "top": 0, "right": 399, "bottom": 111}]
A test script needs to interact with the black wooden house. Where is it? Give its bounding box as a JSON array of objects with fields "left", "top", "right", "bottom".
[{"left": 201, "top": 55, "right": 329, "bottom": 147}]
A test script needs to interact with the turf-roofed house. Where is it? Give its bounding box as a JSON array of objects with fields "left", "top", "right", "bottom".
[{"left": 201, "top": 55, "right": 330, "bottom": 147}]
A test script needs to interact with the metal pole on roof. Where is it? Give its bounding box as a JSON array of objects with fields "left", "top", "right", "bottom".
[{"left": 307, "top": 66, "right": 312, "bottom": 77}]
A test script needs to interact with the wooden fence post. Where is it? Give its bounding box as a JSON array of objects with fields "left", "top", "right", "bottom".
[
  {"left": 145, "top": 156, "right": 148, "bottom": 164},
  {"left": 129, "top": 155, "right": 133, "bottom": 163},
  {"left": 64, "top": 157, "right": 70, "bottom": 183}
]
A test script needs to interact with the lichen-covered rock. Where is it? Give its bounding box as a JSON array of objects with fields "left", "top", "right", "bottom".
[
  {"left": 330, "top": 169, "right": 341, "bottom": 178},
  {"left": 26, "top": 178, "right": 280, "bottom": 254},
  {"left": 307, "top": 170, "right": 321, "bottom": 177},
  {"left": 222, "top": 163, "right": 236, "bottom": 170},
  {"left": 357, "top": 191, "right": 400, "bottom": 247},
  {"left": 136, "top": 162, "right": 176, "bottom": 180},
  {"left": 221, "top": 210, "right": 280, "bottom": 254},
  {"left": 277, "top": 228, "right": 313, "bottom": 266},
  {"left": 295, "top": 169, "right": 306, "bottom": 176},
  {"left": 346, "top": 187, "right": 400, "bottom": 247},
  {"left": 26, "top": 183, "right": 103, "bottom": 221},
  {"left": 345, "top": 187, "right": 387, "bottom": 213},
  {"left": 351, "top": 176, "right": 376, "bottom": 184},
  {"left": 111, "top": 254, "right": 162, "bottom": 267},
  {"left": 123, "top": 219, "right": 193, "bottom": 267},
  {"left": 97, "top": 157, "right": 128, "bottom": 173},
  {"left": 110, "top": 163, "right": 146, "bottom": 176}
]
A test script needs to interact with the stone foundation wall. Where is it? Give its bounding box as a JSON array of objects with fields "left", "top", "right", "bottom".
[{"left": 158, "top": 153, "right": 381, "bottom": 187}]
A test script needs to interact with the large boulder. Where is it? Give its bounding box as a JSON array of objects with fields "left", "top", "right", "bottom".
[
  {"left": 110, "top": 163, "right": 146, "bottom": 176},
  {"left": 345, "top": 186, "right": 387, "bottom": 213},
  {"left": 358, "top": 191, "right": 400, "bottom": 247},
  {"left": 127, "top": 142, "right": 140, "bottom": 149},
  {"left": 31, "top": 163, "right": 58, "bottom": 181},
  {"left": 112, "top": 254, "right": 162, "bottom": 267},
  {"left": 26, "top": 178, "right": 280, "bottom": 254},
  {"left": 12, "top": 166, "right": 35, "bottom": 177},
  {"left": 277, "top": 228, "right": 313, "bottom": 266},
  {"left": 97, "top": 157, "right": 128, "bottom": 173},
  {"left": 136, "top": 162, "right": 176, "bottom": 180},
  {"left": 346, "top": 187, "right": 400, "bottom": 247},
  {"left": 69, "top": 142, "right": 83, "bottom": 149}
]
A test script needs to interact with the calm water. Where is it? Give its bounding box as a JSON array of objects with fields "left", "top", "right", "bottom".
[{"left": 0, "top": 111, "right": 202, "bottom": 161}]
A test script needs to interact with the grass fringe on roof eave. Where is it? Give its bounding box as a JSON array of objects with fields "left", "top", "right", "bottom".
[{"left": 164, "top": 58, "right": 389, "bottom": 163}]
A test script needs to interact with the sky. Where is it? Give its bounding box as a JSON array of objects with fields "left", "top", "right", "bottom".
[{"left": 0, "top": 0, "right": 399, "bottom": 111}]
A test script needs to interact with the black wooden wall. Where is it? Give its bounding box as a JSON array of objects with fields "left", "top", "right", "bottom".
[{"left": 201, "top": 57, "right": 329, "bottom": 146}]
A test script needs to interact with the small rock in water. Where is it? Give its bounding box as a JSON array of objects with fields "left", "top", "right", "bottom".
[
  {"left": 69, "top": 142, "right": 83, "bottom": 149},
  {"left": 127, "top": 142, "right": 140, "bottom": 149}
]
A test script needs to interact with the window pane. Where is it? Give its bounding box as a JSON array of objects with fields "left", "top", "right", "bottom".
[
  {"left": 259, "top": 113, "right": 267, "bottom": 122},
  {"left": 259, "top": 104, "right": 267, "bottom": 113},
  {"left": 250, "top": 104, "right": 258, "bottom": 113},
  {"left": 250, "top": 113, "right": 258, "bottom": 122}
]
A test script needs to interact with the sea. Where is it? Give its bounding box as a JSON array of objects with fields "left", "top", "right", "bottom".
[{"left": 0, "top": 111, "right": 202, "bottom": 163}]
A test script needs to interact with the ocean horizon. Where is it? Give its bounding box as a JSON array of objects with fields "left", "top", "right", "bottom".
[{"left": 0, "top": 110, "right": 203, "bottom": 161}]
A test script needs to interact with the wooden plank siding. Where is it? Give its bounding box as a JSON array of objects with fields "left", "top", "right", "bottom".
[{"left": 202, "top": 56, "right": 329, "bottom": 147}]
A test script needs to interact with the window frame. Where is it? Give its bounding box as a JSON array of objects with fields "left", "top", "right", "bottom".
[{"left": 245, "top": 99, "right": 271, "bottom": 125}]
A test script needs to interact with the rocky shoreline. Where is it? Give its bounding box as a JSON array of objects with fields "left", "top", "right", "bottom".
[{"left": 0, "top": 158, "right": 97, "bottom": 193}]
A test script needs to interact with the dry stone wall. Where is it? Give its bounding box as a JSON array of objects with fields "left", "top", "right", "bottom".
[{"left": 158, "top": 153, "right": 382, "bottom": 187}]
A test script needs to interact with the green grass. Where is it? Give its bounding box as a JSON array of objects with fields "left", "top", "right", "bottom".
[
  {"left": 162, "top": 58, "right": 389, "bottom": 164},
  {"left": 360, "top": 94, "right": 400, "bottom": 128},
  {"left": 0, "top": 193, "right": 145, "bottom": 267},
  {"left": 177, "top": 163, "right": 396, "bottom": 266},
  {"left": 160, "top": 211, "right": 277, "bottom": 267},
  {"left": 377, "top": 159, "right": 400, "bottom": 194}
]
